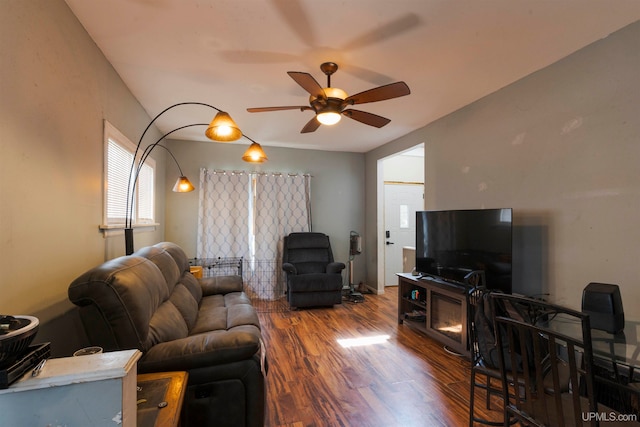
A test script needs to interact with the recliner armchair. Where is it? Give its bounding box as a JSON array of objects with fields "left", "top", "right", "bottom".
[{"left": 282, "top": 232, "right": 345, "bottom": 309}]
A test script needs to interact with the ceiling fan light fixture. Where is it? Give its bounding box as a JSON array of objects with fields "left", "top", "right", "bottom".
[
  {"left": 242, "top": 141, "right": 268, "bottom": 163},
  {"left": 317, "top": 111, "right": 342, "bottom": 125},
  {"left": 246, "top": 62, "right": 410, "bottom": 133},
  {"left": 205, "top": 111, "right": 242, "bottom": 142},
  {"left": 323, "top": 87, "right": 347, "bottom": 100}
]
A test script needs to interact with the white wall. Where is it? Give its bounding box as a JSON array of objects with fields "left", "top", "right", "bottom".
[
  {"left": 383, "top": 152, "right": 424, "bottom": 183},
  {"left": 164, "top": 141, "right": 366, "bottom": 286},
  {"left": 0, "top": 0, "right": 165, "bottom": 332},
  {"left": 366, "top": 21, "right": 640, "bottom": 316}
]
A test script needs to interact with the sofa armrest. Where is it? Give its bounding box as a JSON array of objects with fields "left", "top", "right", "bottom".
[
  {"left": 326, "top": 262, "right": 346, "bottom": 274},
  {"left": 199, "top": 275, "right": 243, "bottom": 296},
  {"left": 282, "top": 262, "right": 297, "bottom": 275},
  {"left": 138, "top": 325, "right": 261, "bottom": 373}
]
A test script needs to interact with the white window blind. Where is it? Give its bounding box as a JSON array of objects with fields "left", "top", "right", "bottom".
[
  {"left": 137, "top": 162, "right": 154, "bottom": 223},
  {"left": 103, "top": 121, "right": 155, "bottom": 227},
  {"left": 106, "top": 139, "right": 132, "bottom": 224}
]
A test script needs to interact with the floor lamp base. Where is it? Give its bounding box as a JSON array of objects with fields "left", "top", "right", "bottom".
[{"left": 125, "top": 228, "right": 134, "bottom": 255}]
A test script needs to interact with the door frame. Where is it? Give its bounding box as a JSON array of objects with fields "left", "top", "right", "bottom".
[{"left": 376, "top": 144, "right": 425, "bottom": 292}]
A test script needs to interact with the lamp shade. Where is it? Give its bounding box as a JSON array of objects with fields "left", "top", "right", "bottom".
[
  {"left": 172, "top": 176, "right": 195, "bottom": 192},
  {"left": 242, "top": 142, "right": 268, "bottom": 163},
  {"left": 205, "top": 111, "right": 242, "bottom": 141}
]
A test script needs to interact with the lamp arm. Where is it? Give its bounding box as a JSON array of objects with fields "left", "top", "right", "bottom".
[
  {"left": 154, "top": 144, "right": 186, "bottom": 176},
  {"left": 132, "top": 102, "right": 222, "bottom": 163},
  {"left": 135, "top": 123, "right": 206, "bottom": 178},
  {"left": 127, "top": 126, "right": 264, "bottom": 229},
  {"left": 241, "top": 134, "right": 259, "bottom": 145},
  {"left": 124, "top": 101, "right": 263, "bottom": 255},
  {"left": 125, "top": 102, "right": 223, "bottom": 230},
  {"left": 127, "top": 123, "right": 206, "bottom": 229}
]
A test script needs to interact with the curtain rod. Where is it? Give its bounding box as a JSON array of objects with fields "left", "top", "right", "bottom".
[{"left": 207, "top": 168, "right": 312, "bottom": 177}]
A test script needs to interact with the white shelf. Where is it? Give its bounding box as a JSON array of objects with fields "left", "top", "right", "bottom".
[
  {"left": 0, "top": 349, "right": 141, "bottom": 394},
  {"left": 0, "top": 349, "right": 142, "bottom": 427}
]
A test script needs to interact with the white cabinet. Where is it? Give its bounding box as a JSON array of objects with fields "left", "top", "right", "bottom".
[{"left": 0, "top": 349, "right": 142, "bottom": 426}]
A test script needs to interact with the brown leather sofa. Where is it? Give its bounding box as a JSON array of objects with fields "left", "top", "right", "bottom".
[{"left": 68, "top": 242, "right": 265, "bottom": 427}]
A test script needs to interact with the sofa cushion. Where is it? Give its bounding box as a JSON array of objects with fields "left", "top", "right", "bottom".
[
  {"left": 154, "top": 241, "right": 191, "bottom": 274},
  {"left": 224, "top": 291, "right": 253, "bottom": 307},
  {"left": 68, "top": 256, "right": 171, "bottom": 351},
  {"left": 134, "top": 246, "right": 181, "bottom": 295},
  {"left": 148, "top": 300, "right": 189, "bottom": 345},
  {"left": 191, "top": 293, "right": 260, "bottom": 335},
  {"left": 191, "top": 306, "right": 229, "bottom": 333},
  {"left": 152, "top": 242, "right": 204, "bottom": 303},
  {"left": 200, "top": 275, "right": 244, "bottom": 296},
  {"left": 180, "top": 270, "right": 204, "bottom": 302},
  {"left": 169, "top": 284, "right": 199, "bottom": 331},
  {"left": 134, "top": 245, "right": 204, "bottom": 333},
  {"left": 226, "top": 304, "right": 261, "bottom": 329}
]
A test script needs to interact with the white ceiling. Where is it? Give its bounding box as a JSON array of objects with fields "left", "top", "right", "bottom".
[{"left": 64, "top": 0, "right": 640, "bottom": 153}]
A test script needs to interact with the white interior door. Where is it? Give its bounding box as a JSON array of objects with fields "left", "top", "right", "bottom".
[{"left": 384, "top": 184, "right": 424, "bottom": 286}]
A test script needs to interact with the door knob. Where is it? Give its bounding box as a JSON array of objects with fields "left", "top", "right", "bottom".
[{"left": 386, "top": 241, "right": 395, "bottom": 245}]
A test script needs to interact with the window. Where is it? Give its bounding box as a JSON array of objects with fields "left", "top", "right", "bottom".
[{"left": 103, "top": 120, "right": 155, "bottom": 228}]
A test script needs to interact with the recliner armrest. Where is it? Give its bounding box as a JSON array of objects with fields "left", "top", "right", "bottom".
[
  {"left": 200, "top": 275, "right": 243, "bottom": 296},
  {"left": 138, "top": 325, "right": 262, "bottom": 373},
  {"left": 282, "top": 262, "right": 297, "bottom": 275},
  {"left": 326, "top": 262, "right": 346, "bottom": 274}
]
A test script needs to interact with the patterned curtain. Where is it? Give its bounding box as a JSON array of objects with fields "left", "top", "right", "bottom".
[
  {"left": 252, "top": 173, "right": 311, "bottom": 260},
  {"left": 197, "top": 169, "right": 311, "bottom": 300},
  {"left": 197, "top": 169, "right": 250, "bottom": 259},
  {"left": 249, "top": 173, "right": 311, "bottom": 299}
]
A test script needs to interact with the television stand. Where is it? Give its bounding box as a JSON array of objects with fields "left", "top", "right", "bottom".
[{"left": 397, "top": 273, "right": 469, "bottom": 357}]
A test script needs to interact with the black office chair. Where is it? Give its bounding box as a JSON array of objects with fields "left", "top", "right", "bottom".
[
  {"left": 490, "top": 294, "right": 600, "bottom": 427},
  {"left": 468, "top": 285, "right": 511, "bottom": 426},
  {"left": 282, "top": 232, "right": 345, "bottom": 309}
]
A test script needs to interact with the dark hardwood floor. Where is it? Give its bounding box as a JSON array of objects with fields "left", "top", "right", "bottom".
[{"left": 257, "top": 286, "right": 504, "bottom": 427}]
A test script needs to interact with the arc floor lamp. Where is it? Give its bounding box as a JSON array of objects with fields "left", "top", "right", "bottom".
[{"left": 124, "top": 102, "right": 268, "bottom": 255}]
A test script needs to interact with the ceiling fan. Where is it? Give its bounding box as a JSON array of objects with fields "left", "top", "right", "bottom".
[{"left": 247, "top": 62, "right": 411, "bottom": 133}]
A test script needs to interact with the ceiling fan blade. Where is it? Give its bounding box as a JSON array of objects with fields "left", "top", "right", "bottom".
[
  {"left": 344, "top": 81, "right": 411, "bottom": 105},
  {"left": 340, "top": 63, "right": 394, "bottom": 86},
  {"left": 287, "top": 71, "right": 325, "bottom": 99},
  {"left": 247, "top": 106, "right": 312, "bottom": 113},
  {"left": 272, "top": 0, "right": 317, "bottom": 48},
  {"left": 301, "top": 116, "right": 321, "bottom": 133},
  {"left": 340, "top": 13, "right": 421, "bottom": 52},
  {"left": 342, "top": 109, "right": 391, "bottom": 128}
]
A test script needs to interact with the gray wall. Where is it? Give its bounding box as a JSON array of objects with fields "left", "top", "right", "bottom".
[
  {"left": 0, "top": 0, "right": 365, "bottom": 353},
  {"left": 366, "top": 21, "right": 640, "bottom": 316},
  {"left": 3, "top": 0, "right": 639, "bottom": 357},
  {"left": 164, "top": 140, "right": 366, "bottom": 286},
  {"left": 1, "top": 0, "right": 167, "bottom": 354}
]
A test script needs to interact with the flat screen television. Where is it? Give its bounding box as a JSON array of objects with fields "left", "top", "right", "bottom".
[{"left": 416, "top": 208, "right": 513, "bottom": 293}]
